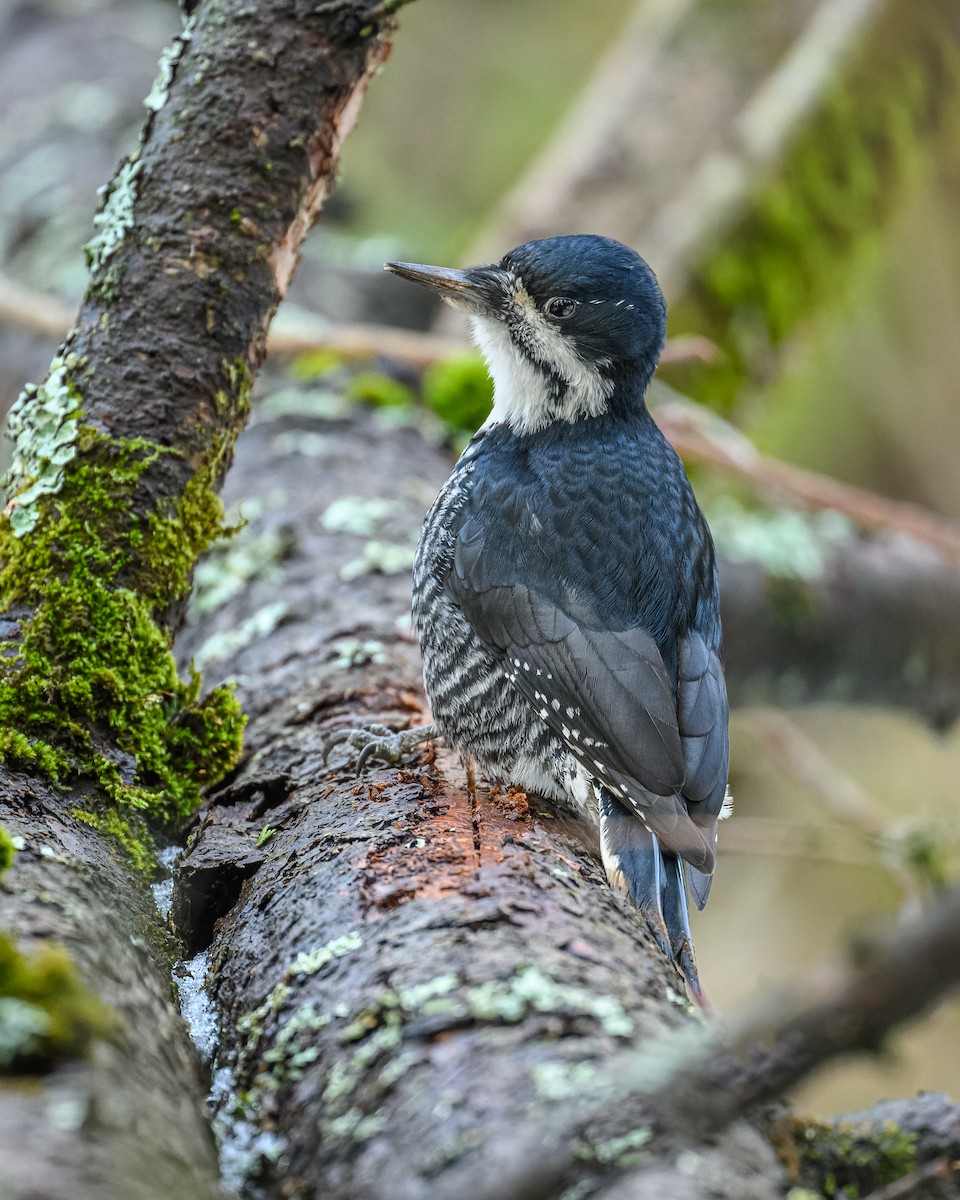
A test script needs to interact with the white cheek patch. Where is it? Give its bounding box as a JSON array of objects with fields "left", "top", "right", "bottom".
[
  {"left": 469, "top": 294, "right": 613, "bottom": 434},
  {"left": 471, "top": 316, "right": 554, "bottom": 432},
  {"left": 516, "top": 294, "right": 611, "bottom": 416}
]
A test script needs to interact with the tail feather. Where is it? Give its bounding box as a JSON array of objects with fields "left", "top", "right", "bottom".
[
  {"left": 598, "top": 789, "right": 706, "bottom": 1005},
  {"left": 686, "top": 865, "right": 713, "bottom": 910}
]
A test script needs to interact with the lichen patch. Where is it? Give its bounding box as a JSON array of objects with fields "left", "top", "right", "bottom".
[{"left": 2, "top": 354, "right": 84, "bottom": 537}]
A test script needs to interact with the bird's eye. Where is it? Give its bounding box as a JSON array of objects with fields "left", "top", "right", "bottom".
[{"left": 544, "top": 297, "right": 578, "bottom": 320}]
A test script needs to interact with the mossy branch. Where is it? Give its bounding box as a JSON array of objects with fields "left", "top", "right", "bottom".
[{"left": 0, "top": 0, "right": 406, "bottom": 865}]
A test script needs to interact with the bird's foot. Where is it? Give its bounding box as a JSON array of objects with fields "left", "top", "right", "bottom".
[{"left": 320, "top": 722, "right": 439, "bottom": 773}]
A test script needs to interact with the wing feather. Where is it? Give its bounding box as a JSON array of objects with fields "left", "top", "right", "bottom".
[{"left": 449, "top": 493, "right": 728, "bottom": 874}]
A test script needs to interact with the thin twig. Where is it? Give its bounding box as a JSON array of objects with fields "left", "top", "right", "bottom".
[
  {"left": 0, "top": 274, "right": 75, "bottom": 339},
  {"left": 652, "top": 391, "right": 960, "bottom": 563},
  {"left": 716, "top": 813, "right": 878, "bottom": 867},
  {"left": 267, "top": 315, "right": 464, "bottom": 366},
  {"left": 740, "top": 709, "right": 921, "bottom": 900},
  {"left": 0, "top": 272, "right": 713, "bottom": 370}
]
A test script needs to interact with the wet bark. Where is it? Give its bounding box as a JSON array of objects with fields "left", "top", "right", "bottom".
[
  {"left": 0, "top": 782, "right": 224, "bottom": 1200},
  {"left": 173, "top": 403, "right": 960, "bottom": 1199},
  {"left": 65, "top": 0, "right": 401, "bottom": 612},
  {"left": 1, "top": 3, "right": 408, "bottom": 1197},
  {"left": 174, "top": 408, "right": 786, "bottom": 1200}
]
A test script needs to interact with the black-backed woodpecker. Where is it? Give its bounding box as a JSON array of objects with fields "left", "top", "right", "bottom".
[{"left": 367, "top": 235, "right": 730, "bottom": 1000}]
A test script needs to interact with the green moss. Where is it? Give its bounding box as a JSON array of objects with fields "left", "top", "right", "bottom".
[
  {"left": 0, "top": 933, "right": 115, "bottom": 1071},
  {"left": 344, "top": 353, "right": 494, "bottom": 438},
  {"left": 0, "top": 368, "right": 247, "bottom": 869},
  {"left": 774, "top": 1114, "right": 919, "bottom": 1199},
  {"left": 347, "top": 370, "right": 415, "bottom": 409},
  {"left": 0, "top": 826, "right": 15, "bottom": 875},
  {"left": 139, "top": 450, "right": 240, "bottom": 612},
  {"left": 288, "top": 348, "right": 342, "bottom": 380},
  {"left": 422, "top": 351, "right": 493, "bottom": 432},
  {"left": 667, "top": 4, "right": 960, "bottom": 414}
]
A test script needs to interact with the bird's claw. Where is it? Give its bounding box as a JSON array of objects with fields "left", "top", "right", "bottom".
[
  {"left": 319, "top": 723, "right": 396, "bottom": 766},
  {"left": 319, "top": 723, "right": 438, "bottom": 774}
]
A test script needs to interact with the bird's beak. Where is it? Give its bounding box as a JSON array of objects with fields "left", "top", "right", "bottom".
[{"left": 384, "top": 261, "right": 509, "bottom": 317}]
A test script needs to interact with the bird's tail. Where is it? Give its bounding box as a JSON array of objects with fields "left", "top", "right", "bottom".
[{"left": 598, "top": 790, "right": 706, "bottom": 1006}]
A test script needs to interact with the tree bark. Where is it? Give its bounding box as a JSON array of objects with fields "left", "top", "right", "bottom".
[
  {"left": 173, "top": 407, "right": 787, "bottom": 1200},
  {"left": 0, "top": 786, "right": 224, "bottom": 1200},
  {"left": 171, "top": 402, "right": 960, "bottom": 1200},
  {"left": 0, "top": 3, "right": 409, "bottom": 1197}
]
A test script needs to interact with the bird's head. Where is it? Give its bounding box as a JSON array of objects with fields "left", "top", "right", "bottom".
[{"left": 386, "top": 235, "right": 666, "bottom": 435}]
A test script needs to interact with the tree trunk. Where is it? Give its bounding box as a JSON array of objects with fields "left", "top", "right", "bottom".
[
  {"left": 171, "top": 401, "right": 960, "bottom": 1199},
  {"left": 0, "top": 784, "right": 224, "bottom": 1200},
  {"left": 0, "top": 3, "right": 408, "bottom": 1196}
]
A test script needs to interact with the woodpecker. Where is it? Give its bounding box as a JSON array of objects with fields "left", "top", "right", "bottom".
[{"left": 351, "top": 236, "right": 729, "bottom": 999}]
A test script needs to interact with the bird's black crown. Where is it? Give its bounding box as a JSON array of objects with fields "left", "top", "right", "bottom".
[{"left": 500, "top": 234, "right": 667, "bottom": 373}]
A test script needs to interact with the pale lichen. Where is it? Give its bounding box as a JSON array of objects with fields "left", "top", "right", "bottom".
[
  {"left": 328, "top": 638, "right": 387, "bottom": 669},
  {"left": 532, "top": 1060, "right": 604, "bottom": 1102},
  {"left": 144, "top": 16, "right": 196, "bottom": 114},
  {"left": 2, "top": 354, "right": 84, "bottom": 537},
  {"left": 236, "top": 930, "right": 363, "bottom": 1058},
  {"left": 320, "top": 495, "right": 393, "bottom": 536},
  {"left": 188, "top": 525, "right": 292, "bottom": 621},
  {"left": 84, "top": 156, "right": 142, "bottom": 275},
  {"left": 463, "top": 965, "right": 635, "bottom": 1036},
  {"left": 705, "top": 496, "right": 852, "bottom": 581},
  {"left": 193, "top": 599, "right": 290, "bottom": 669},
  {"left": 581, "top": 1127, "right": 653, "bottom": 1167},
  {"left": 339, "top": 538, "right": 417, "bottom": 582}
]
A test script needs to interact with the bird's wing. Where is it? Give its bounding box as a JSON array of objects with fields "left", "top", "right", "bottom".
[
  {"left": 675, "top": 628, "right": 729, "bottom": 902},
  {"left": 450, "top": 514, "right": 722, "bottom": 872},
  {"left": 677, "top": 630, "right": 729, "bottom": 815}
]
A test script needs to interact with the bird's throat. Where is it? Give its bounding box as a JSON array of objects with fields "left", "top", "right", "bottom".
[{"left": 470, "top": 315, "right": 612, "bottom": 435}]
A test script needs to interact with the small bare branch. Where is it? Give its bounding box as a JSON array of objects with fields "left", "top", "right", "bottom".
[
  {"left": 653, "top": 390, "right": 960, "bottom": 563},
  {"left": 740, "top": 710, "right": 925, "bottom": 900},
  {"left": 0, "top": 271, "right": 715, "bottom": 371}
]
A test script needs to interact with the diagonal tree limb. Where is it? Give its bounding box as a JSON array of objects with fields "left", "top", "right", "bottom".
[
  {"left": 651, "top": 388, "right": 960, "bottom": 563},
  {"left": 0, "top": 3, "right": 414, "bottom": 1198}
]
